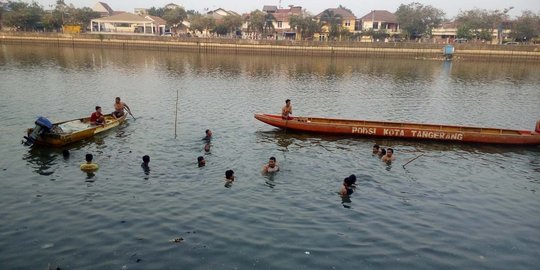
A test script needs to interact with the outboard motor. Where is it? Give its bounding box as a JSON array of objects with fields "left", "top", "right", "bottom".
[{"left": 23, "top": 117, "right": 53, "bottom": 146}]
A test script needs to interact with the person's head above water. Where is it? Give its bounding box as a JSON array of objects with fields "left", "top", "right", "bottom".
[
  {"left": 205, "top": 129, "right": 212, "bottom": 137},
  {"left": 225, "top": 169, "right": 234, "bottom": 180},
  {"left": 372, "top": 144, "right": 380, "bottom": 153},
  {"left": 85, "top": 153, "right": 93, "bottom": 163},
  {"left": 344, "top": 174, "right": 356, "bottom": 186},
  {"left": 197, "top": 156, "right": 206, "bottom": 167},
  {"left": 142, "top": 155, "right": 150, "bottom": 164},
  {"left": 387, "top": 148, "right": 394, "bottom": 156},
  {"left": 268, "top": 156, "right": 277, "bottom": 168}
]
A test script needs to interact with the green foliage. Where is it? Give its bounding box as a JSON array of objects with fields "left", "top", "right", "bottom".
[
  {"left": 510, "top": 10, "right": 540, "bottom": 42},
  {"left": 69, "top": 7, "right": 101, "bottom": 26},
  {"left": 247, "top": 10, "right": 275, "bottom": 36},
  {"left": 395, "top": 2, "right": 445, "bottom": 39},
  {"left": 163, "top": 7, "right": 187, "bottom": 27},
  {"left": 4, "top": 1, "right": 44, "bottom": 31},
  {"left": 456, "top": 24, "right": 473, "bottom": 39},
  {"left": 212, "top": 24, "right": 228, "bottom": 36},
  {"left": 222, "top": 14, "right": 243, "bottom": 34},
  {"left": 289, "top": 15, "right": 320, "bottom": 40},
  {"left": 148, "top": 7, "right": 165, "bottom": 17},
  {"left": 189, "top": 14, "right": 215, "bottom": 34},
  {"left": 320, "top": 9, "right": 342, "bottom": 40},
  {"left": 456, "top": 7, "right": 513, "bottom": 41}
]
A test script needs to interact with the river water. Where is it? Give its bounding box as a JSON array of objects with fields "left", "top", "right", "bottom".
[{"left": 0, "top": 44, "right": 539, "bottom": 269}]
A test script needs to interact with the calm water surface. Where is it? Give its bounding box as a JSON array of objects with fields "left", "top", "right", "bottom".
[{"left": 0, "top": 45, "right": 539, "bottom": 269}]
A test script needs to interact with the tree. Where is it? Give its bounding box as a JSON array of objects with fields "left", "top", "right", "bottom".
[
  {"left": 189, "top": 14, "right": 215, "bottom": 36},
  {"left": 4, "top": 1, "right": 44, "bottom": 31},
  {"left": 455, "top": 7, "right": 513, "bottom": 42},
  {"left": 510, "top": 10, "right": 540, "bottom": 42},
  {"left": 70, "top": 7, "right": 100, "bottom": 26},
  {"left": 319, "top": 9, "right": 342, "bottom": 40},
  {"left": 212, "top": 24, "right": 228, "bottom": 36},
  {"left": 163, "top": 7, "right": 187, "bottom": 29},
  {"left": 148, "top": 7, "right": 165, "bottom": 17},
  {"left": 456, "top": 24, "right": 473, "bottom": 39},
  {"left": 247, "top": 10, "right": 275, "bottom": 37},
  {"left": 395, "top": 2, "right": 445, "bottom": 40},
  {"left": 290, "top": 15, "right": 321, "bottom": 40},
  {"left": 222, "top": 14, "right": 243, "bottom": 35}
]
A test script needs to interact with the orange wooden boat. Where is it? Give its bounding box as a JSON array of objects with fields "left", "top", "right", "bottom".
[{"left": 254, "top": 114, "right": 540, "bottom": 145}]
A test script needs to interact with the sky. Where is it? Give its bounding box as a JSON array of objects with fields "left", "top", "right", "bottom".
[{"left": 33, "top": 0, "right": 539, "bottom": 18}]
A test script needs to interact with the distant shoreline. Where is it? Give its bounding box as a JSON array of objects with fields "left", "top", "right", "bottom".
[{"left": 1, "top": 32, "right": 539, "bottom": 61}]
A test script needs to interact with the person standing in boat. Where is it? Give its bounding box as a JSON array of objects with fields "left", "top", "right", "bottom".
[
  {"left": 262, "top": 157, "right": 280, "bottom": 174},
  {"left": 112, "top": 97, "right": 132, "bottom": 119},
  {"left": 282, "top": 99, "right": 293, "bottom": 120},
  {"left": 381, "top": 148, "right": 396, "bottom": 163},
  {"left": 90, "top": 106, "right": 105, "bottom": 126}
]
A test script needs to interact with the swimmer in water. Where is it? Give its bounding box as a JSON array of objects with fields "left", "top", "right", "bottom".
[
  {"left": 80, "top": 153, "right": 99, "bottom": 172},
  {"left": 340, "top": 174, "right": 357, "bottom": 197},
  {"left": 261, "top": 156, "right": 279, "bottom": 174}
]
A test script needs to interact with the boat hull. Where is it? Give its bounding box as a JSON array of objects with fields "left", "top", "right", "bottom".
[
  {"left": 254, "top": 114, "right": 540, "bottom": 145},
  {"left": 28, "top": 114, "right": 127, "bottom": 147}
]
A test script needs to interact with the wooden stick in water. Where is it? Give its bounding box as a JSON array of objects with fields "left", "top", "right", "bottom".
[
  {"left": 402, "top": 154, "right": 425, "bottom": 169},
  {"left": 174, "top": 88, "right": 179, "bottom": 139}
]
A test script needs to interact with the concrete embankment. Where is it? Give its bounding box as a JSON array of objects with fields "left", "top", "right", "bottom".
[{"left": 1, "top": 33, "right": 539, "bottom": 61}]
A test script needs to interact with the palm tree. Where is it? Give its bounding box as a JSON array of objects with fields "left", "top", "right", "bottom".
[{"left": 319, "top": 10, "right": 342, "bottom": 41}]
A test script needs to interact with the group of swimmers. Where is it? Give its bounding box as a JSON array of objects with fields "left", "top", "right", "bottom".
[{"left": 78, "top": 97, "right": 396, "bottom": 195}]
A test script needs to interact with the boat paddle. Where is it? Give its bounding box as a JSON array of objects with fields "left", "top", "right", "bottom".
[{"left": 126, "top": 108, "right": 136, "bottom": 120}]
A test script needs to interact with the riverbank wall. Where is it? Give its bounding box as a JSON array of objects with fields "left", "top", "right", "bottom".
[{"left": 2, "top": 32, "right": 540, "bottom": 62}]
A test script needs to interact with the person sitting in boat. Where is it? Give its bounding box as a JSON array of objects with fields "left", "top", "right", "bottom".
[
  {"left": 141, "top": 155, "right": 150, "bottom": 173},
  {"left": 198, "top": 156, "right": 206, "bottom": 167},
  {"left": 80, "top": 153, "right": 99, "bottom": 172},
  {"left": 262, "top": 156, "right": 280, "bottom": 174},
  {"left": 90, "top": 106, "right": 105, "bottom": 126},
  {"left": 282, "top": 99, "right": 293, "bottom": 120},
  {"left": 112, "top": 97, "right": 132, "bottom": 119},
  {"left": 381, "top": 148, "right": 396, "bottom": 163},
  {"left": 340, "top": 174, "right": 357, "bottom": 197},
  {"left": 372, "top": 144, "right": 380, "bottom": 155}
]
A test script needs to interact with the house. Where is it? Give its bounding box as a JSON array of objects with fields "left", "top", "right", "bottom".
[
  {"left": 92, "top": 2, "right": 114, "bottom": 17},
  {"left": 431, "top": 21, "right": 458, "bottom": 42},
  {"left": 145, "top": 15, "right": 168, "bottom": 35},
  {"left": 90, "top": 12, "right": 159, "bottom": 35},
  {"left": 359, "top": 10, "right": 399, "bottom": 33},
  {"left": 269, "top": 6, "right": 303, "bottom": 40},
  {"left": 315, "top": 7, "right": 357, "bottom": 41},
  {"left": 207, "top": 8, "right": 240, "bottom": 23}
]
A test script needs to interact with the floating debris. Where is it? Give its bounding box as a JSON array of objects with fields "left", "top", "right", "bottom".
[
  {"left": 305, "top": 251, "right": 310, "bottom": 255},
  {"left": 169, "top": 237, "right": 184, "bottom": 243},
  {"left": 41, "top": 243, "right": 54, "bottom": 249}
]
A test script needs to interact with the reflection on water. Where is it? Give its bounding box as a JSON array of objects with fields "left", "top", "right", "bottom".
[{"left": 23, "top": 147, "right": 59, "bottom": 176}]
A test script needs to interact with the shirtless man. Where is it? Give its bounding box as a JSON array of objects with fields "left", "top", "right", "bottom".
[
  {"left": 113, "top": 97, "right": 132, "bottom": 119},
  {"left": 262, "top": 157, "right": 280, "bottom": 174},
  {"left": 381, "top": 148, "right": 396, "bottom": 163},
  {"left": 282, "top": 99, "right": 293, "bottom": 120}
]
